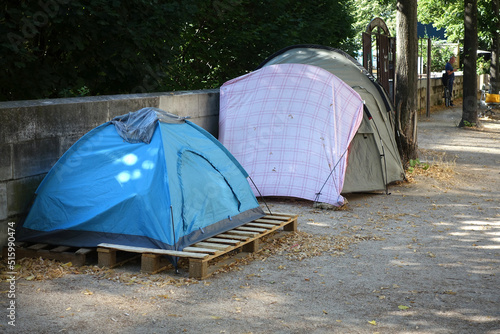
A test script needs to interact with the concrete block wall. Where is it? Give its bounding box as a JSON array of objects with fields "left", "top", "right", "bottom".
[
  {"left": 0, "top": 89, "right": 219, "bottom": 250},
  {"left": 159, "top": 90, "right": 220, "bottom": 136}
]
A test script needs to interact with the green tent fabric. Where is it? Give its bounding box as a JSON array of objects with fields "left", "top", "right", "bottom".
[{"left": 257, "top": 45, "right": 405, "bottom": 193}]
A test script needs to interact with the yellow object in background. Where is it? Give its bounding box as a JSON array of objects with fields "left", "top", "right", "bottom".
[{"left": 485, "top": 93, "right": 500, "bottom": 103}]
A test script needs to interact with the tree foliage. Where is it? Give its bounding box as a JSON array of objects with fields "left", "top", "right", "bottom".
[
  {"left": 419, "top": 0, "right": 498, "bottom": 50},
  {"left": 418, "top": 0, "right": 464, "bottom": 43},
  {"left": 351, "top": 0, "right": 397, "bottom": 43},
  {"left": 0, "top": 0, "right": 357, "bottom": 101},
  {"left": 0, "top": 0, "right": 193, "bottom": 100},
  {"left": 418, "top": 0, "right": 500, "bottom": 92}
]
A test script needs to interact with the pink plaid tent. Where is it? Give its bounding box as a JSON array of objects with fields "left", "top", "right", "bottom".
[{"left": 219, "top": 64, "right": 364, "bottom": 206}]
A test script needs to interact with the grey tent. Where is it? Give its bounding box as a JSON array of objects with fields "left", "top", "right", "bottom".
[{"left": 256, "top": 45, "right": 405, "bottom": 193}]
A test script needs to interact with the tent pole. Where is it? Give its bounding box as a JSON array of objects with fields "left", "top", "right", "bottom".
[
  {"left": 170, "top": 205, "right": 179, "bottom": 274},
  {"left": 249, "top": 176, "right": 272, "bottom": 215},
  {"left": 314, "top": 148, "right": 349, "bottom": 205},
  {"left": 370, "top": 117, "right": 390, "bottom": 195}
]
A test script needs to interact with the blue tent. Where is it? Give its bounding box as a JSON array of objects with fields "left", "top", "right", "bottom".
[{"left": 18, "top": 108, "right": 264, "bottom": 256}]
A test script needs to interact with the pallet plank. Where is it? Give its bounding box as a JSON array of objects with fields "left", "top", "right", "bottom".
[
  {"left": 75, "top": 248, "right": 93, "bottom": 255},
  {"left": 264, "top": 211, "right": 295, "bottom": 217},
  {"left": 2, "top": 242, "right": 94, "bottom": 267},
  {"left": 245, "top": 222, "right": 275, "bottom": 229},
  {"left": 237, "top": 226, "right": 267, "bottom": 233},
  {"left": 215, "top": 234, "right": 250, "bottom": 241},
  {"left": 193, "top": 242, "right": 231, "bottom": 251},
  {"left": 28, "top": 243, "right": 49, "bottom": 250},
  {"left": 254, "top": 219, "right": 286, "bottom": 225},
  {"left": 205, "top": 238, "right": 240, "bottom": 245},
  {"left": 225, "top": 230, "right": 259, "bottom": 237},
  {"left": 262, "top": 215, "right": 290, "bottom": 221},
  {"left": 97, "top": 243, "right": 209, "bottom": 259},
  {"left": 182, "top": 247, "right": 220, "bottom": 254},
  {"left": 51, "top": 246, "right": 72, "bottom": 253}
]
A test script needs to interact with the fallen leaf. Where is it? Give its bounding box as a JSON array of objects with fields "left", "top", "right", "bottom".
[
  {"left": 398, "top": 305, "right": 410, "bottom": 310},
  {"left": 368, "top": 320, "right": 377, "bottom": 326},
  {"left": 157, "top": 294, "right": 169, "bottom": 299}
]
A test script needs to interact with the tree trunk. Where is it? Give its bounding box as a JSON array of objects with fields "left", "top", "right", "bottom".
[
  {"left": 490, "top": 0, "right": 500, "bottom": 94},
  {"left": 461, "top": 0, "right": 479, "bottom": 127},
  {"left": 395, "top": 0, "right": 418, "bottom": 166}
]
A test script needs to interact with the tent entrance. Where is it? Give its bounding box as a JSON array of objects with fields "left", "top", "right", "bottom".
[
  {"left": 343, "top": 133, "right": 385, "bottom": 193},
  {"left": 179, "top": 150, "right": 241, "bottom": 233}
]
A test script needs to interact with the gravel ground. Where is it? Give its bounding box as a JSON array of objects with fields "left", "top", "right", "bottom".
[{"left": 1, "top": 105, "right": 499, "bottom": 334}]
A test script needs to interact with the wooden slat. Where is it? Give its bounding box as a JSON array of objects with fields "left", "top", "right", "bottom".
[
  {"left": 50, "top": 246, "right": 71, "bottom": 253},
  {"left": 182, "top": 247, "right": 220, "bottom": 254},
  {"left": 97, "top": 243, "right": 209, "bottom": 259},
  {"left": 28, "top": 243, "right": 49, "bottom": 250},
  {"left": 205, "top": 238, "right": 240, "bottom": 245},
  {"left": 245, "top": 222, "right": 275, "bottom": 229},
  {"left": 193, "top": 242, "right": 231, "bottom": 251},
  {"left": 75, "top": 248, "right": 93, "bottom": 255},
  {"left": 216, "top": 234, "right": 250, "bottom": 241},
  {"left": 262, "top": 216, "right": 293, "bottom": 223},
  {"left": 225, "top": 230, "right": 259, "bottom": 237},
  {"left": 254, "top": 219, "right": 286, "bottom": 225},
  {"left": 264, "top": 211, "right": 297, "bottom": 219},
  {"left": 3, "top": 242, "right": 94, "bottom": 267},
  {"left": 237, "top": 226, "right": 267, "bottom": 233},
  {"left": 264, "top": 211, "right": 295, "bottom": 217}
]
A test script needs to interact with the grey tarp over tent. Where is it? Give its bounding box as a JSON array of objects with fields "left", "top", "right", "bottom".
[{"left": 257, "top": 45, "right": 405, "bottom": 193}]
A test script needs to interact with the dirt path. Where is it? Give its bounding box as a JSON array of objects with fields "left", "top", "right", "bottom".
[{"left": 1, "top": 106, "right": 500, "bottom": 334}]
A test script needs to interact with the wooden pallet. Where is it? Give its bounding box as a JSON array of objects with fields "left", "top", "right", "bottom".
[
  {"left": 2, "top": 242, "right": 94, "bottom": 267},
  {"left": 97, "top": 212, "right": 298, "bottom": 279}
]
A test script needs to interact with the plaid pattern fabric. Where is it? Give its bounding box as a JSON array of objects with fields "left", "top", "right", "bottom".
[{"left": 219, "top": 64, "right": 363, "bottom": 206}]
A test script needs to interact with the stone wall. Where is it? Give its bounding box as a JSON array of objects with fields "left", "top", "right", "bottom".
[
  {"left": 0, "top": 89, "right": 219, "bottom": 249},
  {"left": 417, "top": 73, "right": 464, "bottom": 112}
]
